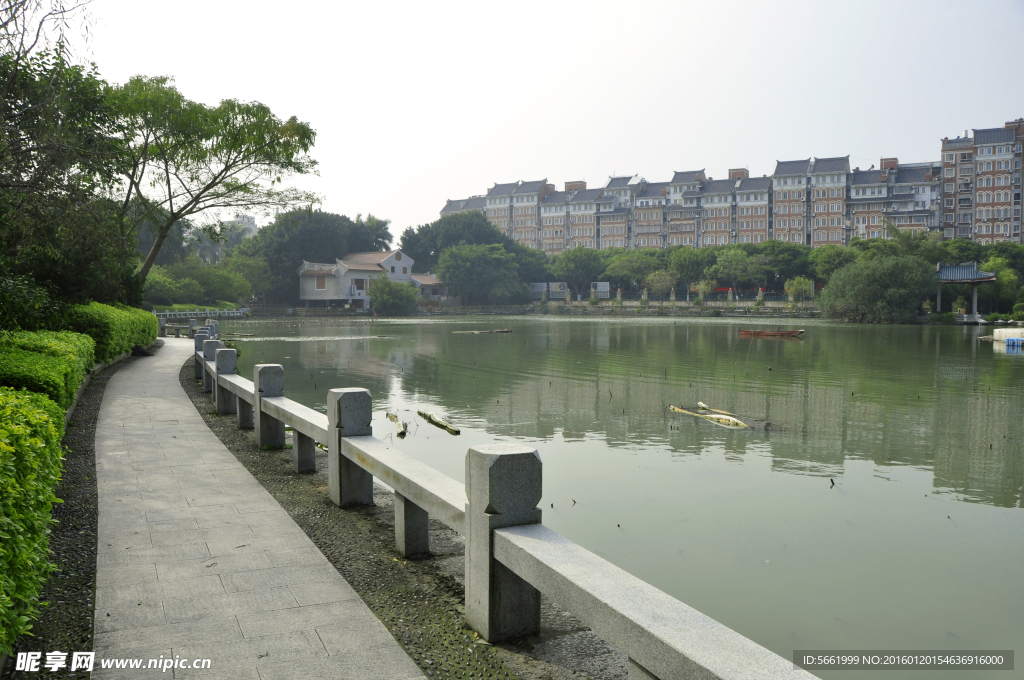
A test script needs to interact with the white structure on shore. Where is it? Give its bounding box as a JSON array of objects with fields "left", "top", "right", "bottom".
[{"left": 297, "top": 251, "right": 415, "bottom": 309}]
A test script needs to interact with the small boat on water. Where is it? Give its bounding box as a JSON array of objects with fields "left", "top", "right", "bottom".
[{"left": 738, "top": 328, "right": 805, "bottom": 338}]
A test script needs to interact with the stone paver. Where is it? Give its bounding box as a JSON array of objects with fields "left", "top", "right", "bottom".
[{"left": 93, "top": 338, "right": 422, "bottom": 679}]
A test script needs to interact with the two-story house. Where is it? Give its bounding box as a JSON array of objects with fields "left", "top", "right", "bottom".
[{"left": 297, "top": 250, "right": 415, "bottom": 309}]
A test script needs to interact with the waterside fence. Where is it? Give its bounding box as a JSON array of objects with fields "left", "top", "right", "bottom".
[{"left": 189, "top": 328, "right": 815, "bottom": 680}]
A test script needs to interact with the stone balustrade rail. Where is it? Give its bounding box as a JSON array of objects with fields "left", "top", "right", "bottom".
[{"left": 191, "top": 334, "right": 817, "bottom": 680}]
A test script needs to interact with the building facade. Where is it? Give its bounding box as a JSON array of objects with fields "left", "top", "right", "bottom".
[{"left": 297, "top": 251, "right": 414, "bottom": 309}]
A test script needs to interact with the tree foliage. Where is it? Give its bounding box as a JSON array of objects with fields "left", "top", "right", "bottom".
[
  {"left": 644, "top": 269, "right": 678, "bottom": 297},
  {"left": 435, "top": 244, "right": 529, "bottom": 305},
  {"left": 808, "top": 244, "right": 857, "bottom": 282},
  {"left": 818, "top": 256, "right": 934, "bottom": 323},
  {"left": 367, "top": 275, "right": 418, "bottom": 316},
  {"left": 550, "top": 247, "right": 603, "bottom": 298},
  {"left": 400, "top": 212, "right": 511, "bottom": 274}
]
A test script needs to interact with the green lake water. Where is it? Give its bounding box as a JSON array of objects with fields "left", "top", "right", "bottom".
[{"left": 224, "top": 317, "right": 1024, "bottom": 679}]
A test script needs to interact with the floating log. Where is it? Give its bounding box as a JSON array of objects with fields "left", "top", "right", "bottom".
[
  {"left": 738, "top": 329, "right": 804, "bottom": 338},
  {"left": 670, "top": 405, "right": 749, "bottom": 429},
  {"left": 387, "top": 411, "right": 409, "bottom": 436},
  {"left": 452, "top": 328, "right": 514, "bottom": 335},
  {"left": 417, "top": 411, "right": 460, "bottom": 435}
]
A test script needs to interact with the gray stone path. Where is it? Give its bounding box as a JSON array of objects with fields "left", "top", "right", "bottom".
[{"left": 93, "top": 338, "right": 422, "bottom": 680}]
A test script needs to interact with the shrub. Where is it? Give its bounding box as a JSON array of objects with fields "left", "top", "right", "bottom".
[
  {"left": 1013, "top": 302, "right": 1024, "bottom": 314},
  {"left": 818, "top": 256, "right": 935, "bottom": 324},
  {"left": 588, "top": 294, "right": 600, "bottom": 305},
  {"left": 0, "top": 347, "right": 77, "bottom": 408},
  {"left": 985, "top": 313, "right": 1010, "bottom": 322},
  {"left": 367, "top": 276, "right": 419, "bottom": 316},
  {"left": 66, "top": 302, "right": 158, "bottom": 363},
  {"left": 0, "top": 331, "right": 96, "bottom": 405},
  {"left": 0, "top": 387, "right": 65, "bottom": 656},
  {"left": 932, "top": 312, "right": 956, "bottom": 325},
  {"left": 0, "top": 275, "right": 70, "bottom": 331}
]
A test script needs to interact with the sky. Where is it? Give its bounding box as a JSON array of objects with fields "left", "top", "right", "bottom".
[{"left": 67, "top": 0, "right": 1024, "bottom": 242}]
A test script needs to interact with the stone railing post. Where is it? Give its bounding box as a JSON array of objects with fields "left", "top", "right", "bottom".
[
  {"left": 193, "top": 332, "right": 209, "bottom": 379},
  {"left": 214, "top": 348, "right": 237, "bottom": 415},
  {"left": 253, "top": 364, "right": 285, "bottom": 448},
  {"left": 188, "top": 319, "right": 198, "bottom": 338},
  {"left": 158, "top": 318, "right": 167, "bottom": 337},
  {"left": 465, "top": 444, "right": 543, "bottom": 642},
  {"left": 395, "top": 492, "right": 429, "bottom": 558},
  {"left": 202, "top": 339, "right": 220, "bottom": 393},
  {"left": 326, "top": 388, "right": 373, "bottom": 507}
]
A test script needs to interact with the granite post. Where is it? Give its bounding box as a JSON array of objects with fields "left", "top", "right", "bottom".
[
  {"left": 202, "top": 339, "right": 220, "bottom": 393},
  {"left": 253, "top": 364, "right": 285, "bottom": 448},
  {"left": 464, "top": 444, "right": 542, "bottom": 642},
  {"left": 326, "top": 388, "right": 373, "bottom": 507},
  {"left": 193, "top": 332, "right": 208, "bottom": 379},
  {"left": 395, "top": 492, "right": 430, "bottom": 558},
  {"left": 214, "top": 348, "right": 237, "bottom": 415}
]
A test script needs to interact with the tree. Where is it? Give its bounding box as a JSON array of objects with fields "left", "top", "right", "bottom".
[
  {"left": 353, "top": 213, "right": 393, "bottom": 253},
  {"left": 400, "top": 211, "right": 510, "bottom": 274},
  {"left": 509, "top": 243, "right": 550, "bottom": 284},
  {"left": 784, "top": 276, "right": 814, "bottom": 301},
  {"left": 808, "top": 244, "right": 857, "bottom": 282},
  {"left": 602, "top": 250, "right": 661, "bottom": 291},
  {"left": 233, "top": 209, "right": 381, "bottom": 302},
  {"left": 644, "top": 270, "right": 678, "bottom": 298},
  {"left": 940, "top": 238, "right": 982, "bottom": 265},
  {"left": 222, "top": 254, "right": 272, "bottom": 298},
  {"left": 708, "top": 247, "right": 758, "bottom": 293},
  {"left": 818, "top": 256, "right": 934, "bottom": 323},
  {"left": 367, "top": 275, "right": 418, "bottom": 316},
  {"left": 550, "top": 247, "right": 603, "bottom": 299},
  {"left": 106, "top": 76, "right": 319, "bottom": 282},
  {"left": 669, "top": 247, "right": 708, "bottom": 301},
  {"left": 435, "top": 244, "right": 525, "bottom": 305},
  {"left": 755, "top": 240, "right": 810, "bottom": 285},
  {"left": 980, "top": 257, "right": 1020, "bottom": 313}
]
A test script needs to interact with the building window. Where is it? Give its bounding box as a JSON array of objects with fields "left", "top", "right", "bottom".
[
  {"left": 390, "top": 266, "right": 395, "bottom": 273},
  {"left": 315, "top": 276, "right": 326, "bottom": 290},
  {"left": 402, "top": 267, "right": 407, "bottom": 274}
]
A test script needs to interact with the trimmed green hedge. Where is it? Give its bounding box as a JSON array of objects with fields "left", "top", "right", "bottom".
[
  {"left": 0, "top": 331, "right": 96, "bottom": 403},
  {"left": 0, "top": 347, "right": 77, "bottom": 409},
  {"left": 66, "top": 302, "right": 158, "bottom": 363},
  {"left": 0, "top": 387, "right": 65, "bottom": 656}
]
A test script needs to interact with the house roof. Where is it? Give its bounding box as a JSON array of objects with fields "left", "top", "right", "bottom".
[
  {"left": 974, "top": 128, "right": 1015, "bottom": 145},
  {"left": 296, "top": 260, "right": 337, "bottom": 275},
  {"left": 440, "top": 199, "right": 467, "bottom": 214},
  {"left": 936, "top": 262, "right": 997, "bottom": 283},
  {"left": 703, "top": 179, "right": 738, "bottom": 194},
  {"left": 774, "top": 159, "right": 811, "bottom": 176},
  {"left": 600, "top": 208, "right": 630, "bottom": 216},
  {"left": 462, "top": 196, "right": 486, "bottom": 211},
  {"left": 894, "top": 166, "right": 933, "bottom": 184},
  {"left": 514, "top": 179, "right": 549, "bottom": 194},
  {"left": 670, "top": 170, "right": 706, "bottom": 184},
  {"left": 486, "top": 182, "right": 519, "bottom": 197},
  {"left": 342, "top": 251, "right": 397, "bottom": 265},
  {"left": 737, "top": 177, "right": 771, "bottom": 191},
  {"left": 570, "top": 188, "right": 604, "bottom": 203},
  {"left": 637, "top": 182, "right": 669, "bottom": 198},
  {"left": 541, "top": 191, "right": 573, "bottom": 206},
  {"left": 851, "top": 170, "right": 886, "bottom": 185},
  {"left": 343, "top": 263, "right": 386, "bottom": 272},
  {"left": 812, "top": 156, "right": 850, "bottom": 174},
  {"left": 605, "top": 175, "right": 637, "bottom": 189},
  {"left": 299, "top": 267, "right": 336, "bottom": 276},
  {"left": 412, "top": 273, "right": 441, "bottom": 286}
]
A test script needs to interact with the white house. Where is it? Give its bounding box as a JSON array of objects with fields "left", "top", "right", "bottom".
[{"left": 297, "top": 250, "right": 414, "bottom": 309}]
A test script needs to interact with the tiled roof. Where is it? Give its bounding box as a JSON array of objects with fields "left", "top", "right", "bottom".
[
  {"left": 894, "top": 166, "right": 934, "bottom": 184},
  {"left": 737, "top": 177, "right": 771, "bottom": 191},
  {"left": 774, "top": 159, "right": 811, "bottom": 176},
  {"left": 299, "top": 268, "right": 336, "bottom": 276},
  {"left": 851, "top": 170, "right": 886, "bottom": 185},
  {"left": 570, "top": 189, "right": 604, "bottom": 202},
  {"left": 703, "top": 179, "right": 738, "bottom": 194},
  {"left": 637, "top": 182, "right": 670, "bottom": 198},
  {"left": 600, "top": 208, "right": 630, "bottom": 215},
  {"left": 411, "top": 274, "right": 441, "bottom": 286},
  {"left": 605, "top": 176, "right": 637, "bottom": 189},
  {"left": 812, "top": 156, "right": 850, "bottom": 174},
  {"left": 974, "top": 128, "right": 1014, "bottom": 145},
  {"left": 440, "top": 199, "right": 467, "bottom": 215},
  {"left": 463, "top": 197, "right": 486, "bottom": 211},
  {"left": 486, "top": 182, "right": 519, "bottom": 197},
  {"left": 514, "top": 180, "right": 549, "bottom": 194},
  {"left": 936, "top": 262, "right": 996, "bottom": 283},
  {"left": 670, "top": 170, "right": 706, "bottom": 184},
  {"left": 296, "top": 260, "right": 337, "bottom": 275},
  {"left": 541, "top": 191, "right": 573, "bottom": 206},
  {"left": 342, "top": 251, "right": 396, "bottom": 264}
]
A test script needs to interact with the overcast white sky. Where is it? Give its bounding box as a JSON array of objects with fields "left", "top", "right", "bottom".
[{"left": 70, "top": 0, "right": 1024, "bottom": 240}]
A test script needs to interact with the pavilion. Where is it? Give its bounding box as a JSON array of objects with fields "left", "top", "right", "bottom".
[{"left": 935, "top": 262, "right": 996, "bottom": 323}]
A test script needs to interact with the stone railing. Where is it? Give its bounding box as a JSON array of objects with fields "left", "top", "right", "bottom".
[
  {"left": 191, "top": 333, "right": 817, "bottom": 680},
  {"left": 155, "top": 308, "right": 249, "bottom": 320}
]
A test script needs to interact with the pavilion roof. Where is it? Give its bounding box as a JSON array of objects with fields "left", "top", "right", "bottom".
[{"left": 936, "top": 262, "right": 997, "bottom": 283}]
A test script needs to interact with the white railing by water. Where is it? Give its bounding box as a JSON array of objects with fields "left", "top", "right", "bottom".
[
  {"left": 190, "top": 331, "right": 817, "bottom": 680},
  {"left": 155, "top": 307, "right": 249, "bottom": 320}
]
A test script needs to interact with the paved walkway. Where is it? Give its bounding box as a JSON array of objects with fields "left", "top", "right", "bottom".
[{"left": 93, "top": 337, "right": 422, "bottom": 680}]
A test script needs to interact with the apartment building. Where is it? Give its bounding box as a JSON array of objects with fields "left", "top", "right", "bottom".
[
  {"left": 701, "top": 179, "right": 736, "bottom": 245},
  {"left": 568, "top": 188, "right": 601, "bottom": 249},
  {"left": 510, "top": 180, "right": 553, "bottom": 248},
  {"left": 772, "top": 159, "right": 810, "bottom": 244},
  {"left": 849, "top": 169, "right": 888, "bottom": 239},
  {"left": 484, "top": 182, "right": 518, "bottom": 235},
  {"left": 440, "top": 196, "right": 486, "bottom": 217},
  {"left": 890, "top": 161, "right": 941, "bottom": 234},
  {"left": 736, "top": 176, "right": 771, "bottom": 244},
  {"left": 809, "top": 156, "right": 850, "bottom": 246},
  {"left": 666, "top": 170, "right": 706, "bottom": 246},
  {"left": 540, "top": 188, "right": 573, "bottom": 254},
  {"left": 634, "top": 182, "right": 669, "bottom": 248}
]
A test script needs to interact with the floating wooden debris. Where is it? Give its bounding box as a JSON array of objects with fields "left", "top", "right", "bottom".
[
  {"left": 670, "top": 405, "right": 749, "bottom": 429},
  {"left": 417, "top": 411, "right": 460, "bottom": 435},
  {"left": 452, "top": 328, "right": 514, "bottom": 335},
  {"left": 387, "top": 412, "right": 409, "bottom": 437}
]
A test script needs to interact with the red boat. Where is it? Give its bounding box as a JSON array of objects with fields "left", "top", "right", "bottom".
[{"left": 738, "top": 328, "right": 805, "bottom": 338}]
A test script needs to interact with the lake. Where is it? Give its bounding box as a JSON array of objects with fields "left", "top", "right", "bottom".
[{"left": 223, "top": 317, "right": 1024, "bottom": 680}]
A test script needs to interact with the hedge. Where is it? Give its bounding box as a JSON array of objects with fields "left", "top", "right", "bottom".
[
  {"left": 0, "top": 387, "right": 64, "bottom": 656},
  {"left": 0, "top": 347, "right": 77, "bottom": 410},
  {"left": 66, "top": 302, "right": 158, "bottom": 364},
  {"left": 0, "top": 331, "right": 96, "bottom": 404}
]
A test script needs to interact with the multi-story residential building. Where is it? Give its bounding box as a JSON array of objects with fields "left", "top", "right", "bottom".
[
  {"left": 772, "top": 159, "right": 810, "bottom": 244},
  {"left": 849, "top": 168, "right": 888, "bottom": 239},
  {"left": 736, "top": 176, "right": 771, "bottom": 244},
  {"left": 667, "top": 170, "right": 706, "bottom": 246},
  {"left": 540, "top": 188, "right": 573, "bottom": 254},
  {"left": 484, "top": 182, "right": 518, "bottom": 236},
  {"left": 701, "top": 178, "right": 736, "bottom": 246},
  {"left": 597, "top": 193, "right": 629, "bottom": 248},
  {"left": 568, "top": 188, "right": 601, "bottom": 248},
  {"left": 809, "top": 156, "right": 850, "bottom": 246},
  {"left": 940, "top": 134, "right": 975, "bottom": 240},
  {"left": 890, "top": 160, "right": 940, "bottom": 235},
  {"left": 440, "top": 196, "right": 486, "bottom": 217},
  {"left": 510, "top": 180, "right": 553, "bottom": 248},
  {"left": 634, "top": 181, "right": 669, "bottom": 248}
]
